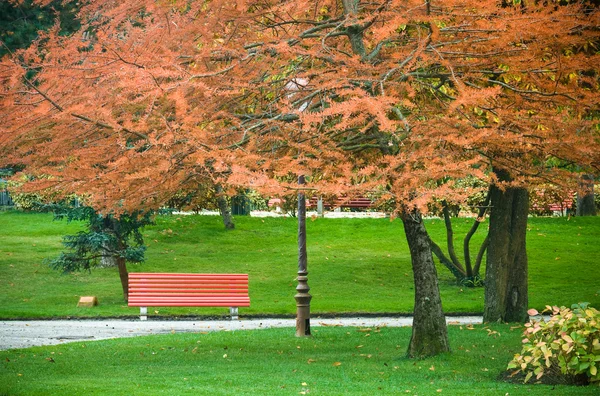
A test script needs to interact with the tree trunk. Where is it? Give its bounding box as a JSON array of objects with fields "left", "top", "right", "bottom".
[
  {"left": 116, "top": 256, "right": 129, "bottom": 302},
  {"left": 576, "top": 174, "right": 596, "bottom": 216},
  {"left": 98, "top": 241, "right": 118, "bottom": 268},
  {"left": 483, "top": 169, "right": 529, "bottom": 323},
  {"left": 402, "top": 208, "right": 450, "bottom": 358},
  {"left": 215, "top": 184, "right": 235, "bottom": 230}
]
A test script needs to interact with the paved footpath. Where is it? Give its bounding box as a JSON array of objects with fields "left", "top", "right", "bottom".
[{"left": 0, "top": 316, "right": 482, "bottom": 350}]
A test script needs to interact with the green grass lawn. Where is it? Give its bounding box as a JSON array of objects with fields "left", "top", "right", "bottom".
[
  {"left": 1, "top": 211, "right": 599, "bottom": 319},
  {"left": 1, "top": 324, "right": 597, "bottom": 395}
]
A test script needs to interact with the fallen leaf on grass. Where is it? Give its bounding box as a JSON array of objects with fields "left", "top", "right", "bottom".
[
  {"left": 333, "top": 362, "right": 342, "bottom": 367},
  {"left": 307, "top": 359, "right": 317, "bottom": 364},
  {"left": 510, "top": 325, "right": 522, "bottom": 330}
]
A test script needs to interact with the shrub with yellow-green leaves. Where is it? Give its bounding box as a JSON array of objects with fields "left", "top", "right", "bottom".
[{"left": 507, "top": 303, "right": 600, "bottom": 385}]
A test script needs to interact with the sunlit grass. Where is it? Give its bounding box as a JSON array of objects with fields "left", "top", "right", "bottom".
[
  {"left": 1, "top": 324, "right": 597, "bottom": 395},
  {"left": 1, "top": 211, "right": 599, "bottom": 318}
]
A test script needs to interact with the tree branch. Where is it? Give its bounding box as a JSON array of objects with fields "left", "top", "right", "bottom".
[{"left": 463, "top": 189, "right": 491, "bottom": 276}]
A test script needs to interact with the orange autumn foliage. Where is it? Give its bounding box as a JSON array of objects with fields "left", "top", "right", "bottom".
[{"left": 0, "top": 0, "right": 598, "bottom": 213}]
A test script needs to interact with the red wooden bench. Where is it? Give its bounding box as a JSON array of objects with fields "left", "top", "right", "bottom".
[
  {"left": 128, "top": 273, "right": 250, "bottom": 320},
  {"left": 308, "top": 197, "right": 373, "bottom": 209}
]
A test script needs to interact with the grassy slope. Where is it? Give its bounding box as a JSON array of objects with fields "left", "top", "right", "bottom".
[
  {"left": 1, "top": 324, "right": 597, "bottom": 395},
  {"left": 0, "top": 211, "right": 599, "bottom": 318}
]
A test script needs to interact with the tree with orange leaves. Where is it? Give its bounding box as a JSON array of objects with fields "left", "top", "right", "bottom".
[{"left": 1, "top": 0, "right": 599, "bottom": 356}]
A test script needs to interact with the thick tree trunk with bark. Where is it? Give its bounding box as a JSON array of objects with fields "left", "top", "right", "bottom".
[
  {"left": 576, "top": 174, "right": 596, "bottom": 216},
  {"left": 401, "top": 208, "right": 450, "bottom": 358},
  {"left": 215, "top": 184, "right": 235, "bottom": 230},
  {"left": 484, "top": 169, "right": 529, "bottom": 323},
  {"left": 116, "top": 256, "right": 129, "bottom": 302}
]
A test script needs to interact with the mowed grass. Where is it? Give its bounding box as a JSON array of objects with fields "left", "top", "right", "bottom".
[
  {"left": 1, "top": 211, "right": 599, "bottom": 318},
  {"left": 2, "top": 324, "right": 597, "bottom": 395}
]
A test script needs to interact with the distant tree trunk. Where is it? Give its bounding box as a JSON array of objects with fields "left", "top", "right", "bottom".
[
  {"left": 98, "top": 241, "right": 118, "bottom": 268},
  {"left": 576, "top": 174, "right": 596, "bottom": 216},
  {"left": 215, "top": 184, "right": 235, "bottom": 230},
  {"left": 401, "top": 208, "right": 450, "bottom": 358},
  {"left": 116, "top": 256, "right": 129, "bottom": 302},
  {"left": 483, "top": 168, "right": 529, "bottom": 323}
]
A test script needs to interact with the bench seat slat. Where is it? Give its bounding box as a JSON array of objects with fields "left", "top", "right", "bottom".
[
  {"left": 129, "top": 296, "right": 250, "bottom": 301},
  {"left": 129, "top": 302, "right": 250, "bottom": 307},
  {"left": 129, "top": 286, "right": 249, "bottom": 290},
  {"left": 130, "top": 290, "right": 247, "bottom": 295},
  {"left": 130, "top": 290, "right": 248, "bottom": 294},
  {"left": 129, "top": 273, "right": 248, "bottom": 279},
  {"left": 129, "top": 279, "right": 248, "bottom": 284}
]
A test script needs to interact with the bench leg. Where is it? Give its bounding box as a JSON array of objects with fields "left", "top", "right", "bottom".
[
  {"left": 140, "top": 307, "right": 147, "bottom": 321},
  {"left": 230, "top": 307, "right": 239, "bottom": 320}
]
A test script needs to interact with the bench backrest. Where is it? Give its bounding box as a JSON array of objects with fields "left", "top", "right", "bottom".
[{"left": 128, "top": 273, "right": 250, "bottom": 307}]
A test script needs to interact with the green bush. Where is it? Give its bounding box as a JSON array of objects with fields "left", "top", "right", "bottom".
[{"left": 507, "top": 303, "right": 600, "bottom": 385}]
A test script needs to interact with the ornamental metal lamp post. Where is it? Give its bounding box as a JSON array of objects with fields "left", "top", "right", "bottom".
[{"left": 295, "top": 174, "right": 312, "bottom": 337}]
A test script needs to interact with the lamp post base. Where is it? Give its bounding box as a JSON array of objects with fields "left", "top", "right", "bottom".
[{"left": 295, "top": 270, "right": 312, "bottom": 337}]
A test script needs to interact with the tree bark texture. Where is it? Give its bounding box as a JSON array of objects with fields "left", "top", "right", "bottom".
[
  {"left": 215, "top": 184, "right": 235, "bottom": 230},
  {"left": 116, "top": 256, "right": 129, "bottom": 302},
  {"left": 483, "top": 169, "right": 529, "bottom": 323},
  {"left": 576, "top": 174, "right": 596, "bottom": 216},
  {"left": 98, "top": 240, "right": 118, "bottom": 268},
  {"left": 402, "top": 208, "right": 450, "bottom": 358}
]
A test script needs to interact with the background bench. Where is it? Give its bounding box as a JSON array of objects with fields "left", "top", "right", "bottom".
[
  {"left": 128, "top": 273, "right": 250, "bottom": 320},
  {"left": 308, "top": 197, "right": 373, "bottom": 210}
]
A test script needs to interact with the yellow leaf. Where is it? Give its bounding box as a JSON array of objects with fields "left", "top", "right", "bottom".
[
  {"left": 301, "top": 382, "right": 308, "bottom": 386},
  {"left": 307, "top": 359, "right": 316, "bottom": 364},
  {"left": 429, "top": 365, "right": 435, "bottom": 371},
  {"left": 333, "top": 362, "right": 342, "bottom": 367},
  {"left": 591, "top": 365, "right": 597, "bottom": 376}
]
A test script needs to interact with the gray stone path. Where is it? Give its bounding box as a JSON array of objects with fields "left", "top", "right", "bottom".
[{"left": 0, "top": 316, "right": 482, "bottom": 350}]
